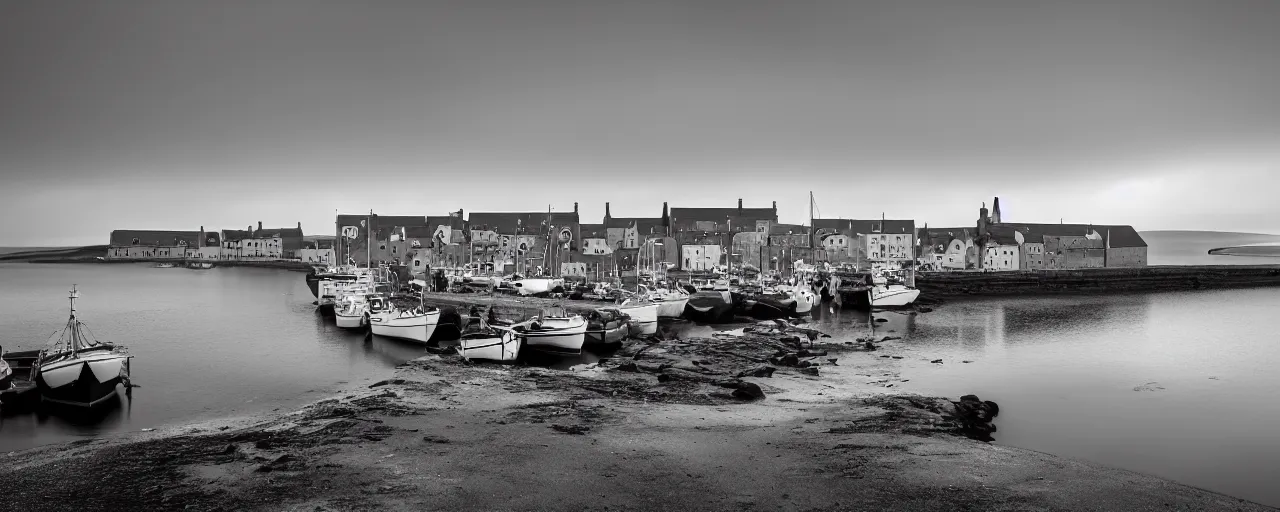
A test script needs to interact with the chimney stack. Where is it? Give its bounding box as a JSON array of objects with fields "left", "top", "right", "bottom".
[
  {"left": 605, "top": 202, "right": 612, "bottom": 220},
  {"left": 258, "top": 221, "right": 263, "bottom": 231},
  {"left": 574, "top": 202, "right": 579, "bottom": 214},
  {"left": 992, "top": 197, "right": 1002, "bottom": 224},
  {"left": 738, "top": 198, "right": 743, "bottom": 210},
  {"left": 297, "top": 221, "right": 302, "bottom": 230}
]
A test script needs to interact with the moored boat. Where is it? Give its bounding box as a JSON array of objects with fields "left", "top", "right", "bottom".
[
  {"left": 617, "top": 299, "right": 659, "bottom": 336},
  {"left": 511, "top": 278, "right": 564, "bottom": 296},
  {"left": 512, "top": 310, "right": 588, "bottom": 355},
  {"left": 456, "top": 327, "right": 521, "bottom": 362},
  {"left": 370, "top": 305, "right": 441, "bottom": 344},
  {"left": 33, "top": 285, "right": 133, "bottom": 408},
  {"left": 584, "top": 308, "right": 631, "bottom": 345},
  {"left": 334, "top": 293, "right": 374, "bottom": 329},
  {"left": 647, "top": 286, "right": 690, "bottom": 318},
  {"left": 684, "top": 290, "right": 735, "bottom": 323}
]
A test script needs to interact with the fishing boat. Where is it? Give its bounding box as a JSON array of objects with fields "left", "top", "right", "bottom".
[
  {"left": 510, "top": 278, "right": 563, "bottom": 296},
  {"left": 684, "top": 290, "right": 735, "bottom": 323},
  {"left": 617, "top": 298, "right": 659, "bottom": 336},
  {"left": 334, "top": 293, "right": 374, "bottom": 329},
  {"left": 456, "top": 326, "right": 521, "bottom": 362},
  {"left": 584, "top": 308, "right": 631, "bottom": 345},
  {"left": 789, "top": 285, "right": 816, "bottom": 314},
  {"left": 512, "top": 309, "right": 588, "bottom": 355},
  {"left": 0, "top": 356, "right": 11, "bottom": 391},
  {"left": 154, "top": 262, "right": 176, "bottom": 268},
  {"left": 647, "top": 286, "right": 689, "bottom": 318},
  {"left": 199, "top": 262, "right": 215, "bottom": 269},
  {"left": 33, "top": 285, "right": 133, "bottom": 408},
  {"left": 369, "top": 290, "right": 441, "bottom": 344}
]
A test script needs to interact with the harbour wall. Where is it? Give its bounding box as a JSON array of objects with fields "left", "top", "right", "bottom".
[{"left": 915, "top": 265, "right": 1280, "bottom": 298}]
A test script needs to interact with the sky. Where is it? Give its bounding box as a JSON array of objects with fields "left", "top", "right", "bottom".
[{"left": 2, "top": 0, "right": 1279, "bottom": 246}]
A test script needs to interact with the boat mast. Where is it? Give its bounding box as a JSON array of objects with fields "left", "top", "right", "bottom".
[
  {"left": 367, "top": 209, "right": 373, "bottom": 268},
  {"left": 809, "top": 191, "right": 814, "bottom": 263},
  {"left": 68, "top": 284, "right": 81, "bottom": 353}
]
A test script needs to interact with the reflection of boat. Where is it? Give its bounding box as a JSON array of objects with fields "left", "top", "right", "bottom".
[
  {"left": 617, "top": 299, "right": 659, "bottom": 336},
  {"left": 684, "top": 290, "right": 734, "bottom": 323},
  {"left": 456, "top": 327, "right": 521, "bottom": 362},
  {"left": 585, "top": 308, "right": 630, "bottom": 345},
  {"left": 512, "top": 310, "right": 588, "bottom": 355},
  {"left": 34, "top": 285, "right": 133, "bottom": 408}
]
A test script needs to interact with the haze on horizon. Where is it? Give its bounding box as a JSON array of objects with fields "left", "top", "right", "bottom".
[{"left": 2, "top": 0, "right": 1279, "bottom": 247}]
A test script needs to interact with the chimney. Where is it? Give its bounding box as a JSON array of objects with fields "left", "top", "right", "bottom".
[
  {"left": 992, "top": 197, "right": 1002, "bottom": 224},
  {"left": 199, "top": 226, "right": 205, "bottom": 247},
  {"left": 772, "top": 200, "right": 776, "bottom": 210},
  {"left": 574, "top": 202, "right": 579, "bottom": 214},
  {"left": 604, "top": 202, "right": 612, "bottom": 220},
  {"left": 258, "top": 221, "right": 263, "bottom": 231},
  {"left": 738, "top": 198, "right": 743, "bottom": 211},
  {"left": 297, "top": 221, "right": 301, "bottom": 230}
]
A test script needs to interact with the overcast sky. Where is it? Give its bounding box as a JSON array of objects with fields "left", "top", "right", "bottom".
[{"left": 2, "top": 0, "right": 1278, "bottom": 246}]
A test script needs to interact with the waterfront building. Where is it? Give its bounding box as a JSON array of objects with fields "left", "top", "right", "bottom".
[
  {"left": 917, "top": 226, "right": 975, "bottom": 271},
  {"left": 974, "top": 197, "right": 1148, "bottom": 270},
  {"left": 670, "top": 199, "right": 777, "bottom": 270},
  {"left": 466, "top": 206, "right": 580, "bottom": 276},
  {"left": 812, "top": 218, "right": 916, "bottom": 269},
  {"left": 107, "top": 230, "right": 206, "bottom": 260},
  {"left": 602, "top": 201, "right": 675, "bottom": 272}
]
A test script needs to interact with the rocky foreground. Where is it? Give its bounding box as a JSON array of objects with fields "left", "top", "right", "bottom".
[{"left": 0, "top": 323, "right": 1270, "bottom": 512}]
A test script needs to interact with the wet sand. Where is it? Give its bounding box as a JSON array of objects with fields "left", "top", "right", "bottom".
[{"left": 0, "top": 326, "right": 1271, "bottom": 512}]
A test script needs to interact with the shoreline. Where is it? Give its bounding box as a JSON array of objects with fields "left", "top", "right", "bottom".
[{"left": 0, "top": 329, "right": 1271, "bottom": 511}]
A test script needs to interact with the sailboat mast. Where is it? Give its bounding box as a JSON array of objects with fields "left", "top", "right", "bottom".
[
  {"left": 69, "top": 284, "right": 80, "bottom": 352},
  {"left": 367, "top": 209, "right": 372, "bottom": 268},
  {"left": 809, "top": 191, "right": 814, "bottom": 263}
]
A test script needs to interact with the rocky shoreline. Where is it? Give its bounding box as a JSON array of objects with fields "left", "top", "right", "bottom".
[{"left": 0, "top": 326, "right": 1271, "bottom": 512}]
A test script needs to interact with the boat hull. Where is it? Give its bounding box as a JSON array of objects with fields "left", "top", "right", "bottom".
[
  {"left": 35, "top": 353, "right": 128, "bottom": 408},
  {"left": 654, "top": 298, "right": 688, "bottom": 318},
  {"left": 585, "top": 323, "right": 629, "bottom": 345},
  {"left": 457, "top": 330, "right": 520, "bottom": 362},
  {"left": 519, "top": 317, "right": 588, "bottom": 355},
  {"left": 619, "top": 303, "right": 659, "bottom": 336},
  {"left": 335, "top": 311, "right": 367, "bottom": 329},
  {"left": 684, "top": 291, "right": 734, "bottom": 323},
  {"left": 370, "top": 310, "right": 441, "bottom": 343},
  {"left": 873, "top": 287, "right": 920, "bottom": 307}
]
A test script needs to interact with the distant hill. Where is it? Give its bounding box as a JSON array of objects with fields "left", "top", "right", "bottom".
[
  {"left": 0, "top": 245, "right": 107, "bottom": 261},
  {"left": 0, "top": 247, "right": 74, "bottom": 255}
]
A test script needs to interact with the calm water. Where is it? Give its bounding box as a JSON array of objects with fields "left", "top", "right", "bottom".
[
  {"left": 797, "top": 290, "right": 1280, "bottom": 508},
  {"left": 0, "top": 263, "right": 428, "bottom": 451},
  {"left": 1142, "top": 230, "right": 1280, "bottom": 265}
]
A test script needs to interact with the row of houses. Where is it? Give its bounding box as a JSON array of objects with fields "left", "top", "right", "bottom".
[
  {"left": 104, "top": 197, "right": 1148, "bottom": 275},
  {"left": 105, "top": 222, "right": 336, "bottom": 264}
]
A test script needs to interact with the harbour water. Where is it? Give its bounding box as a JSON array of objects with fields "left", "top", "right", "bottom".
[
  {"left": 3, "top": 253, "right": 1279, "bottom": 507},
  {"left": 0, "top": 262, "right": 428, "bottom": 452},
  {"left": 803, "top": 290, "right": 1280, "bottom": 508}
]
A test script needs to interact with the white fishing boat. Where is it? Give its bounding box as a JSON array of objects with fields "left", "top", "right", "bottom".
[
  {"left": 513, "top": 310, "right": 588, "bottom": 355},
  {"left": 647, "top": 286, "right": 689, "bottom": 318},
  {"left": 334, "top": 293, "right": 373, "bottom": 329},
  {"left": 511, "top": 278, "right": 563, "bottom": 296},
  {"left": 456, "top": 326, "right": 521, "bottom": 362},
  {"left": 370, "top": 304, "right": 441, "bottom": 344},
  {"left": 617, "top": 299, "right": 659, "bottom": 336},
  {"left": 870, "top": 282, "right": 921, "bottom": 307},
  {"left": 154, "top": 262, "right": 176, "bottom": 268},
  {"left": 33, "top": 285, "right": 133, "bottom": 408}
]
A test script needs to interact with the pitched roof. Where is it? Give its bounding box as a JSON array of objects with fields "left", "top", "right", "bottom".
[
  {"left": 109, "top": 230, "right": 203, "bottom": 247},
  {"left": 221, "top": 229, "right": 253, "bottom": 241},
  {"left": 467, "top": 211, "right": 580, "bottom": 234},
  {"left": 917, "top": 227, "right": 973, "bottom": 250},
  {"left": 769, "top": 223, "right": 809, "bottom": 236},
  {"left": 669, "top": 206, "right": 777, "bottom": 223},
  {"left": 996, "top": 223, "right": 1146, "bottom": 248},
  {"left": 579, "top": 224, "right": 608, "bottom": 238},
  {"left": 605, "top": 217, "right": 667, "bottom": 235},
  {"left": 254, "top": 227, "right": 303, "bottom": 239},
  {"left": 812, "top": 219, "right": 916, "bottom": 236},
  {"left": 985, "top": 225, "right": 1023, "bottom": 245}
]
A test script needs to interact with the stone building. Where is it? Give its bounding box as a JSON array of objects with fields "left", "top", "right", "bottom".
[
  {"left": 974, "top": 197, "right": 1148, "bottom": 270},
  {"left": 671, "top": 199, "right": 778, "bottom": 270},
  {"left": 107, "top": 229, "right": 206, "bottom": 260}
]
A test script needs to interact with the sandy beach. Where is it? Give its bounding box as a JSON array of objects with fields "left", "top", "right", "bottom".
[{"left": 1, "top": 323, "right": 1271, "bottom": 512}]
